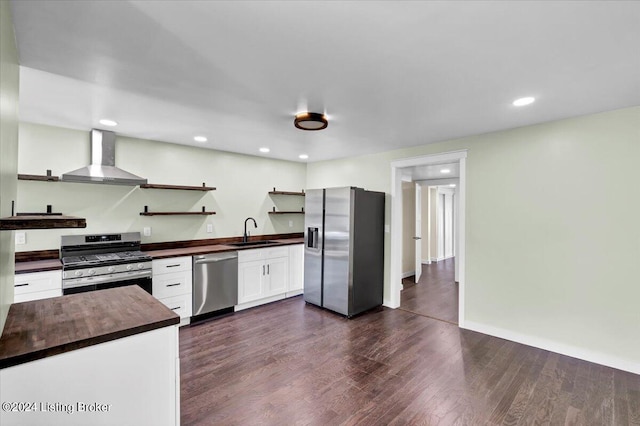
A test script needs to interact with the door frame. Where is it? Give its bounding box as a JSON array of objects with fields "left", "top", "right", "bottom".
[{"left": 390, "top": 150, "right": 467, "bottom": 327}]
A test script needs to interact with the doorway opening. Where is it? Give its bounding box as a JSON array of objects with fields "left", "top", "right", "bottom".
[
  {"left": 399, "top": 180, "right": 459, "bottom": 324},
  {"left": 390, "top": 150, "right": 467, "bottom": 327}
]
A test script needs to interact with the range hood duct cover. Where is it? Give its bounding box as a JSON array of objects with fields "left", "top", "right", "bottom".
[{"left": 61, "top": 129, "right": 148, "bottom": 186}]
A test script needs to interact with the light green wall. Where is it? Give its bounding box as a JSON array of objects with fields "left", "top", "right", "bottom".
[
  {"left": 308, "top": 107, "right": 640, "bottom": 369},
  {"left": 0, "top": 0, "right": 19, "bottom": 331},
  {"left": 16, "top": 122, "right": 306, "bottom": 251}
]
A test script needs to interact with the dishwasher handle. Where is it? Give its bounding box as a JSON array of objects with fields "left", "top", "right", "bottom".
[{"left": 193, "top": 252, "right": 238, "bottom": 264}]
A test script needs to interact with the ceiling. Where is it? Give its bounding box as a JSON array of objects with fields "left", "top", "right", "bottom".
[{"left": 11, "top": 1, "right": 640, "bottom": 163}]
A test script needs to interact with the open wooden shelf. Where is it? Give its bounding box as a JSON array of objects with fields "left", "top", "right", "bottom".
[
  {"left": 268, "top": 211, "right": 305, "bottom": 215},
  {"left": 0, "top": 215, "right": 86, "bottom": 230},
  {"left": 140, "top": 211, "right": 216, "bottom": 216},
  {"left": 140, "top": 183, "right": 216, "bottom": 191},
  {"left": 18, "top": 173, "right": 59, "bottom": 182},
  {"left": 268, "top": 190, "right": 305, "bottom": 196}
]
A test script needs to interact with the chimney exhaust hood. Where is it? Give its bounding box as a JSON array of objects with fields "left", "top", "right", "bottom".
[{"left": 61, "top": 129, "right": 147, "bottom": 186}]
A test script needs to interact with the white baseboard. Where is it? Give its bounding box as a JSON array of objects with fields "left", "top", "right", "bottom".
[
  {"left": 463, "top": 320, "right": 640, "bottom": 375},
  {"left": 234, "top": 294, "right": 286, "bottom": 312},
  {"left": 421, "top": 259, "right": 431, "bottom": 265},
  {"left": 401, "top": 271, "right": 414, "bottom": 279}
]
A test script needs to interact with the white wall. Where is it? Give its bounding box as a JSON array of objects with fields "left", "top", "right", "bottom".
[
  {"left": 0, "top": 0, "right": 20, "bottom": 331},
  {"left": 16, "top": 122, "right": 307, "bottom": 251},
  {"left": 307, "top": 107, "right": 640, "bottom": 373}
]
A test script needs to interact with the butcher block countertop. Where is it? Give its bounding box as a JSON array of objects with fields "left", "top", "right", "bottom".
[
  {"left": 144, "top": 237, "right": 304, "bottom": 259},
  {"left": 0, "top": 286, "right": 179, "bottom": 369},
  {"left": 14, "top": 236, "right": 304, "bottom": 273}
]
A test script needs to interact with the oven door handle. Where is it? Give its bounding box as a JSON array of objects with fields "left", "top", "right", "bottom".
[{"left": 63, "top": 270, "right": 152, "bottom": 288}]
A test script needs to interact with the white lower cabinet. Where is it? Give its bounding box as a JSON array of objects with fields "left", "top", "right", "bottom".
[
  {"left": 288, "top": 244, "right": 304, "bottom": 296},
  {"left": 236, "top": 244, "right": 303, "bottom": 311},
  {"left": 13, "top": 270, "right": 62, "bottom": 303},
  {"left": 152, "top": 256, "right": 192, "bottom": 325}
]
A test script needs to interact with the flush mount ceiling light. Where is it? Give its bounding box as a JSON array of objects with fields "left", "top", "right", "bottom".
[
  {"left": 440, "top": 168, "right": 451, "bottom": 174},
  {"left": 99, "top": 119, "right": 118, "bottom": 127},
  {"left": 194, "top": 136, "right": 207, "bottom": 142},
  {"left": 294, "top": 112, "right": 328, "bottom": 131},
  {"left": 513, "top": 96, "right": 535, "bottom": 106},
  {"left": 259, "top": 147, "right": 270, "bottom": 153},
  {"left": 299, "top": 154, "right": 309, "bottom": 160}
]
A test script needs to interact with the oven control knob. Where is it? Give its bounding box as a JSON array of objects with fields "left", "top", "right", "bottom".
[
  {"left": 107, "top": 266, "right": 115, "bottom": 273},
  {"left": 126, "top": 264, "right": 133, "bottom": 271},
  {"left": 74, "top": 271, "right": 83, "bottom": 276},
  {"left": 87, "top": 269, "right": 95, "bottom": 276},
  {"left": 137, "top": 263, "right": 144, "bottom": 269}
]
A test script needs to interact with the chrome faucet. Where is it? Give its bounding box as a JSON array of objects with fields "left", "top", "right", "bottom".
[{"left": 243, "top": 217, "right": 257, "bottom": 243}]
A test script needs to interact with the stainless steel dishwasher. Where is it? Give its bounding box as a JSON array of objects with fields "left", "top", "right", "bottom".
[{"left": 193, "top": 252, "right": 238, "bottom": 319}]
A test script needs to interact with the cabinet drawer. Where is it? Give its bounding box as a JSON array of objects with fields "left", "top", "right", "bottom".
[
  {"left": 159, "top": 294, "right": 192, "bottom": 319},
  {"left": 152, "top": 256, "right": 192, "bottom": 275},
  {"left": 238, "top": 246, "right": 289, "bottom": 263},
  {"left": 153, "top": 270, "right": 192, "bottom": 299},
  {"left": 14, "top": 271, "right": 62, "bottom": 295},
  {"left": 14, "top": 289, "right": 62, "bottom": 303}
]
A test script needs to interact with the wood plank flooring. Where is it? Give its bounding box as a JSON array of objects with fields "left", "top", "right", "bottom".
[
  {"left": 179, "top": 296, "right": 640, "bottom": 425},
  {"left": 401, "top": 258, "right": 459, "bottom": 324}
]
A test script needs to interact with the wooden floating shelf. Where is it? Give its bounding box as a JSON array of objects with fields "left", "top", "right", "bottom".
[
  {"left": 269, "top": 191, "right": 305, "bottom": 196},
  {"left": 18, "top": 173, "right": 59, "bottom": 182},
  {"left": 140, "top": 183, "right": 216, "bottom": 191},
  {"left": 268, "top": 211, "right": 305, "bottom": 215},
  {"left": 140, "top": 212, "right": 216, "bottom": 216},
  {"left": 268, "top": 188, "right": 305, "bottom": 196},
  {"left": 0, "top": 215, "right": 86, "bottom": 231}
]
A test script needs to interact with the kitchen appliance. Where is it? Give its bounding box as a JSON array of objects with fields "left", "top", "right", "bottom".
[
  {"left": 304, "top": 186, "right": 385, "bottom": 317},
  {"left": 61, "top": 129, "right": 148, "bottom": 186},
  {"left": 61, "top": 232, "right": 152, "bottom": 295},
  {"left": 192, "top": 252, "right": 238, "bottom": 320}
]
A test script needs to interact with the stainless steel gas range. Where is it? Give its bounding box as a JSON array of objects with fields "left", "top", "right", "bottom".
[{"left": 61, "top": 232, "right": 152, "bottom": 295}]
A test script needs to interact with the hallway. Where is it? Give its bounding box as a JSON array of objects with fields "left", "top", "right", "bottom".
[{"left": 400, "top": 257, "right": 459, "bottom": 324}]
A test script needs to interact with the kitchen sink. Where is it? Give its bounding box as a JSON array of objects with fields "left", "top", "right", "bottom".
[{"left": 228, "top": 240, "right": 277, "bottom": 247}]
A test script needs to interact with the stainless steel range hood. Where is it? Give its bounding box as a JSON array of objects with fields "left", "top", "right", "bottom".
[{"left": 61, "top": 129, "right": 147, "bottom": 186}]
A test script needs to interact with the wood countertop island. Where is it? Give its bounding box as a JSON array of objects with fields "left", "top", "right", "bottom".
[
  {"left": 0, "top": 285, "right": 179, "bottom": 369},
  {"left": 0, "top": 286, "right": 181, "bottom": 425}
]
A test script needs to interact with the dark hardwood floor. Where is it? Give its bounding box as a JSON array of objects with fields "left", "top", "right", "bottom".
[
  {"left": 401, "top": 258, "right": 459, "bottom": 324},
  {"left": 179, "top": 296, "right": 640, "bottom": 425}
]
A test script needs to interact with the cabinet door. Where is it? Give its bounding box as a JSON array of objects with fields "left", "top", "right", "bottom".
[
  {"left": 266, "top": 256, "right": 288, "bottom": 296},
  {"left": 238, "top": 260, "right": 265, "bottom": 304},
  {"left": 288, "top": 244, "right": 304, "bottom": 292}
]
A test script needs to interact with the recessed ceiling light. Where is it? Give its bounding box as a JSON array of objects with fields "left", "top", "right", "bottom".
[
  {"left": 440, "top": 168, "right": 451, "bottom": 174},
  {"left": 99, "top": 119, "right": 118, "bottom": 126},
  {"left": 513, "top": 97, "right": 535, "bottom": 106},
  {"left": 294, "top": 112, "right": 328, "bottom": 131},
  {"left": 259, "top": 147, "right": 270, "bottom": 153},
  {"left": 194, "top": 136, "right": 207, "bottom": 142},
  {"left": 449, "top": 184, "right": 456, "bottom": 187},
  {"left": 299, "top": 154, "right": 309, "bottom": 160}
]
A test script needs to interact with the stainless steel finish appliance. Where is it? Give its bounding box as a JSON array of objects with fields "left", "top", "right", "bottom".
[
  {"left": 61, "top": 129, "right": 147, "bottom": 186},
  {"left": 61, "top": 232, "right": 152, "bottom": 295},
  {"left": 193, "top": 252, "right": 238, "bottom": 319},
  {"left": 304, "top": 187, "right": 385, "bottom": 317}
]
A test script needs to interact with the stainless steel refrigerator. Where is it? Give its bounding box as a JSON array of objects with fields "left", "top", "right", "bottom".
[{"left": 304, "top": 186, "right": 385, "bottom": 317}]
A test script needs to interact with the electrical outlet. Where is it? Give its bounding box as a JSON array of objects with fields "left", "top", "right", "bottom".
[
  {"left": 15, "top": 232, "right": 26, "bottom": 245},
  {"left": 206, "top": 223, "right": 213, "bottom": 233},
  {"left": 288, "top": 220, "right": 293, "bottom": 228},
  {"left": 143, "top": 227, "right": 152, "bottom": 237}
]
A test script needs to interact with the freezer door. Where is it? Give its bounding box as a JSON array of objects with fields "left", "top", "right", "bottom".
[
  {"left": 322, "top": 187, "right": 352, "bottom": 315},
  {"left": 303, "top": 188, "right": 324, "bottom": 307}
]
